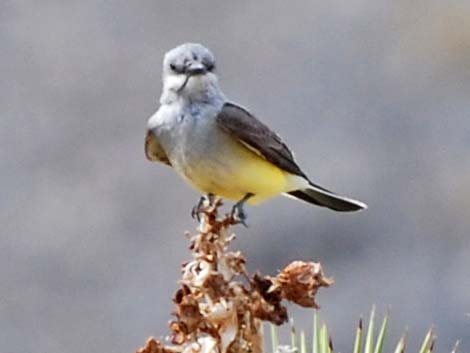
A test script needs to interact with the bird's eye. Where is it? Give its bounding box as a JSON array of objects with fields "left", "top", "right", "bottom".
[
  {"left": 206, "top": 63, "right": 215, "bottom": 72},
  {"left": 169, "top": 63, "right": 177, "bottom": 71}
]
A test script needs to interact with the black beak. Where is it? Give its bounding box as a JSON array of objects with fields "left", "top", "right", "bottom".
[
  {"left": 186, "top": 62, "right": 207, "bottom": 76},
  {"left": 176, "top": 62, "right": 207, "bottom": 93}
]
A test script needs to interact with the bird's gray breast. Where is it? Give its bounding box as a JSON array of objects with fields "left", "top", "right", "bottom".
[{"left": 158, "top": 102, "right": 225, "bottom": 177}]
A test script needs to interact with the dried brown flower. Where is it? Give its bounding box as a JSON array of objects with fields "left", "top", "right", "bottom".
[
  {"left": 250, "top": 274, "right": 287, "bottom": 325},
  {"left": 273, "top": 261, "right": 334, "bottom": 308}
]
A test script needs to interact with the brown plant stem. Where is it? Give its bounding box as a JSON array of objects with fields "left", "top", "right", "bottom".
[{"left": 136, "top": 198, "right": 333, "bottom": 353}]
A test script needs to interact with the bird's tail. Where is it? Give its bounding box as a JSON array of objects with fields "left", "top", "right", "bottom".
[{"left": 285, "top": 182, "right": 367, "bottom": 212}]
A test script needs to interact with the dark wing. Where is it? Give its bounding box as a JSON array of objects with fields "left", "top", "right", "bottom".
[
  {"left": 216, "top": 102, "right": 306, "bottom": 177},
  {"left": 145, "top": 129, "right": 171, "bottom": 166}
]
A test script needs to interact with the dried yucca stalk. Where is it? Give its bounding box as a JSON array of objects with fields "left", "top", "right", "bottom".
[{"left": 136, "top": 198, "right": 332, "bottom": 353}]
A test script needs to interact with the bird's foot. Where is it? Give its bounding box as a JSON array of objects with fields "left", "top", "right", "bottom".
[
  {"left": 191, "top": 193, "right": 215, "bottom": 221},
  {"left": 230, "top": 203, "right": 248, "bottom": 227},
  {"left": 230, "top": 193, "right": 254, "bottom": 227}
]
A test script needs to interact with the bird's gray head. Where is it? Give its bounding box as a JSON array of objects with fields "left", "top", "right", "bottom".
[{"left": 160, "top": 43, "right": 222, "bottom": 104}]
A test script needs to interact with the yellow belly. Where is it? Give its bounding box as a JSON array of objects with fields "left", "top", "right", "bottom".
[{"left": 184, "top": 141, "right": 291, "bottom": 204}]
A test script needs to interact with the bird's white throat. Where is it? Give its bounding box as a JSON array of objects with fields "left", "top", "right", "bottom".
[{"left": 160, "top": 73, "right": 223, "bottom": 105}]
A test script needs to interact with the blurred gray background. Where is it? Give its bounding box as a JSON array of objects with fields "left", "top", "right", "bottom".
[{"left": 1, "top": 1, "right": 470, "bottom": 352}]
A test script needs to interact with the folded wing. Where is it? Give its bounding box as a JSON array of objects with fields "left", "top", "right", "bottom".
[
  {"left": 216, "top": 102, "right": 306, "bottom": 178},
  {"left": 216, "top": 102, "right": 367, "bottom": 212},
  {"left": 145, "top": 130, "right": 171, "bottom": 166}
]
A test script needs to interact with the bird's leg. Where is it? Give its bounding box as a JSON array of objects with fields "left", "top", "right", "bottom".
[
  {"left": 206, "top": 193, "right": 215, "bottom": 206},
  {"left": 191, "top": 193, "right": 215, "bottom": 221},
  {"left": 191, "top": 196, "right": 204, "bottom": 221},
  {"left": 230, "top": 193, "right": 254, "bottom": 227}
]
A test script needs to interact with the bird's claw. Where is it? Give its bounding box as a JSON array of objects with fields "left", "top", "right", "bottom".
[
  {"left": 229, "top": 193, "right": 254, "bottom": 227},
  {"left": 191, "top": 196, "right": 205, "bottom": 221},
  {"left": 230, "top": 202, "right": 249, "bottom": 227},
  {"left": 191, "top": 194, "right": 215, "bottom": 221}
]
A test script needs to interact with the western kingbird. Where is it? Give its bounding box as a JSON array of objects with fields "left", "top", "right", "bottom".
[{"left": 145, "top": 43, "right": 367, "bottom": 223}]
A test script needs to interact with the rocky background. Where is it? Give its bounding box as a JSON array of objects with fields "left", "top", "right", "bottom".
[{"left": 1, "top": 1, "right": 470, "bottom": 352}]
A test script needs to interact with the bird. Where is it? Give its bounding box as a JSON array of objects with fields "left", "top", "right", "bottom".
[{"left": 145, "top": 43, "right": 367, "bottom": 224}]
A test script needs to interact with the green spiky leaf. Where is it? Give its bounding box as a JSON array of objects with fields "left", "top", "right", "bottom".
[
  {"left": 270, "top": 323, "right": 279, "bottom": 353},
  {"left": 364, "top": 306, "right": 376, "bottom": 353},
  {"left": 269, "top": 309, "right": 455, "bottom": 353},
  {"left": 374, "top": 312, "right": 389, "bottom": 353},
  {"left": 393, "top": 336, "right": 406, "bottom": 353},
  {"left": 291, "top": 319, "right": 297, "bottom": 349},
  {"left": 354, "top": 319, "right": 363, "bottom": 353},
  {"left": 301, "top": 330, "right": 307, "bottom": 353},
  {"left": 418, "top": 329, "right": 434, "bottom": 353},
  {"left": 313, "top": 312, "right": 320, "bottom": 353}
]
